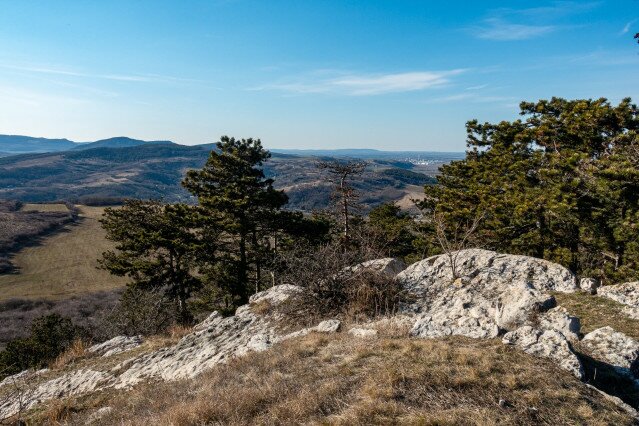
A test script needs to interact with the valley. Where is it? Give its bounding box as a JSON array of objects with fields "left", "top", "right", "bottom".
[{"left": 0, "top": 137, "right": 446, "bottom": 211}]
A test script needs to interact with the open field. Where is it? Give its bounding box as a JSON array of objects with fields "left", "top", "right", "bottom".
[
  {"left": 20, "top": 203, "right": 71, "bottom": 212},
  {"left": 0, "top": 205, "right": 128, "bottom": 301}
]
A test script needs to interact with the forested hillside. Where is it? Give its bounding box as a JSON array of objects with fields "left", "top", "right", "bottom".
[{"left": 0, "top": 144, "right": 436, "bottom": 211}]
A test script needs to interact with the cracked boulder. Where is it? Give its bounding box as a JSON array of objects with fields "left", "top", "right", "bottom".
[
  {"left": 398, "top": 249, "right": 577, "bottom": 339},
  {"left": 598, "top": 282, "right": 639, "bottom": 319},
  {"left": 580, "top": 327, "right": 639, "bottom": 379},
  {"left": 502, "top": 326, "right": 584, "bottom": 379}
]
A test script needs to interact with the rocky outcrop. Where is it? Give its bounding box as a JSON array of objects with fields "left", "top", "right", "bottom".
[
  {"left": 598, "top": 282, "right": 639, "bottom": 306},
  {"left": 581, "top": 327, "right": 639, "bottom": 379},
  {"left": 0, "top": 370, "right": 112, "bottom": 420},
  {"left": 0, "top": 285, "right": 339, "bottom": 420},
  {"left": 88, "top": 335, "right": 143, "bottom": 357},
  {"left": 502, "top": 326, "right": 584, "bottom": 379},
  {"left": 351, "top": 258, "right": 407, "bottom": 278},
  {"left": 397, "top": 249, "right": 589, "bottom": 377},
  {"left": 598, "top": 282, "right": 639, "bottom": 319},
  {"left": 399, "top": 249, "right": 577, "bottom": 341},
  {"left": 4, "top": 250, "right": 634, "bottom": 420}
]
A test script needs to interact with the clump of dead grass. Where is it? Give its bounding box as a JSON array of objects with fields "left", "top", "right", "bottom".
[
  {"left": 49, "top": 339, "right": 91, "bottom": 370},
  {"left": 166, "top": 324, "right": 193, "bottom": 341},
  {"left": 56, "top": 334, "right": 633, "bottom": 425}
]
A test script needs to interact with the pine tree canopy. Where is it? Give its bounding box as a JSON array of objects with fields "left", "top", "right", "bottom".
[{"left": 421, "top": 97, "right": 639, "bottom": 283}]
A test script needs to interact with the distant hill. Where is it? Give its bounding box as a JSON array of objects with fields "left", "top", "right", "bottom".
[
  {"left": 0, "top": 143, "right": 437, "bottom": 211},
  {"left": 72, "top": 137, "right": 175, "bottom": 151},
  {"left": 0, "top": 134, "right": 176, "bottom": 155},
  {"left": 0, "top": 135, "right": 76, "bottom": 154},
  {"left": 271, "top": 148, "right": 465, "bottom": 161}
]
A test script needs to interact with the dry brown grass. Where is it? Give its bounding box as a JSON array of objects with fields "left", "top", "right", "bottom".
[
  {"left": 49, "top": 339, "right": 91, "bottom": 370},
  {"left": 553, "top": 291, "right": 639, "bottom": 340},
  {"left": 0, "top": 205, "right": 129, "bottom": 301},
  {"left": 166, "top": 324, "right": 193, "bottom": 341},
  {"left": 43, "top": 398, "right": 74, "bottom": 424},
  {"left": 20, "top": 203, "right": 71, "bottom": 213},
  {"left": 52, "top": 334, "right": 633, "bottom": 426}
]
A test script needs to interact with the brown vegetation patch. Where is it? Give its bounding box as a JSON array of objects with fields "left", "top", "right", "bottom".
[
  {"left": 553, "top": 291, "right": 639, "bottom": 340},
  {"left": 44, "top": 334, "right": 633, "bottom": 425},
  {"left": 49, "top": 339, "right": 92, "bottom": 370}
]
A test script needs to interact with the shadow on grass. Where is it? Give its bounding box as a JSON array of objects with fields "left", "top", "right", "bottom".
[
  {"left": 577, "top": 350, "right": 639, "bottom": 409},
  {"left": 0, "top": 213, "right": 81, "bottom": 275}
]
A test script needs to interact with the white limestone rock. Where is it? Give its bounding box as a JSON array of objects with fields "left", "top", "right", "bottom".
[
  {"left": 0, "top": 285, "right": 306, "bottom": 420},
  {"left": 598, "top": 282, "right": 639, "bottom": 319},
  {"left": 581, "top": 327, "right": 639, "bottom": 378},
  {"left": 313, "top": 319, "right": 341, "bottom": 333},
  {"left": 86, "top": 406, "right": 113, "bottom": 424},
  {"left": 249, "top": 283, "right": 302, "bottom": 305},
  {"left": 276, "top": 319, "right": 341, "bottom": 341},
  {"left": 348, "top": 327, "right": 378, "bottom": 338},
  {"left": 399, "top": 249, "right": 576, "bottom": 339},
  {"left": 0, "top": 369, "right": 112, "bottom": 420},
  {"left": 351, "top": 258, "right": 407, "bottom": 278},
  {"left": 538, "top": 306, "right": 581, "bottom": 342},
  {"left": 88, "top": 335, "right": 143, "bottom": 358},
  {"left": 502, "top": 326, "right": 584, "bottom": 379},
  {"left": 580, "top": 277, "right": 600, "bottom": 295}
]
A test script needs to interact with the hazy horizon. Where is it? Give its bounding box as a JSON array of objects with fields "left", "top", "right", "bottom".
[{"left": 0, "top": 1, "right": 637, "bottom": 150}]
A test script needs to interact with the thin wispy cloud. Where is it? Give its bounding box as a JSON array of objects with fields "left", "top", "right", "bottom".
[
  {"left": 621, "top": 19, "right": 637, "bottom": 35},
  {"left": 465, "top": 84, "right": 488, "bottom": 91},
  {"left": 428, "top": 92, "right": 516, "bottom": 104},
  {"left": 252, "top": 70, "right": 465, "bottom": 96},
  {"left": 0, "top": 63, "right": 200, "bottom": 85},
  {"left": 0, "top": 85, "right": 88, "bottom": 107},
  {"left": 471, "top": 2, "right": 598, "bottom": 41},
  {"left": 474, "top": 19, "right": 556, "bottom": 41}
]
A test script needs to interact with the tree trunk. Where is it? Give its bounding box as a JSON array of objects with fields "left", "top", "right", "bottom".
[{"left": 238, "top": 231, "right": 248, "bottom": 303}]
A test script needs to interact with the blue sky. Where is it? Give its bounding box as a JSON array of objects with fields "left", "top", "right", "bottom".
[{"left": 0, "top": 0, "right": 637, "bottom": 151}]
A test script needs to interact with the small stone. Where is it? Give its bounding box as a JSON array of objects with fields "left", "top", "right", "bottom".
[
  {"left": 315, "top": 319, "right": 341, "bottom": 333},
  {"left": 348, "top": 328, "right": 378, "bottom": 338},
  {"left": 580, "top": 277, "right": 600, "bottom": 294}
]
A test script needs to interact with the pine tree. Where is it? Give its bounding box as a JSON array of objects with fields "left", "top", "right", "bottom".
[
  {"left": 100, "top": 200, "right": 202, "bottom": 324},
  {"left": 182, "top": 136, "right": 288, "bottom": 306}
]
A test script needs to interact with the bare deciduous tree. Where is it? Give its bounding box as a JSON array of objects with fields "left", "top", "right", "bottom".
[
  {"left": 316, "top": 160, "right": 367, "bottom": 244},
  {"left": 432, "top": 211, "right": 484, "bottom": 280}
]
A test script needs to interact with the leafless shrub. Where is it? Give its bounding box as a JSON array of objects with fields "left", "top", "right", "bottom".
[
  {"left": 276, "top": 238, "right": 407, "bottom": 323},
  {"left": 0, "top": 367, "right": 37, "bottom": 425},
  {"left": 0, "top": 290, "right": 122, "bottom": 350},
  {"left": 98, "top": 287, "right": 177, "bottom": 338},
  {"left": 432, "top": 211, "right": 484, "bottom": 280}
]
